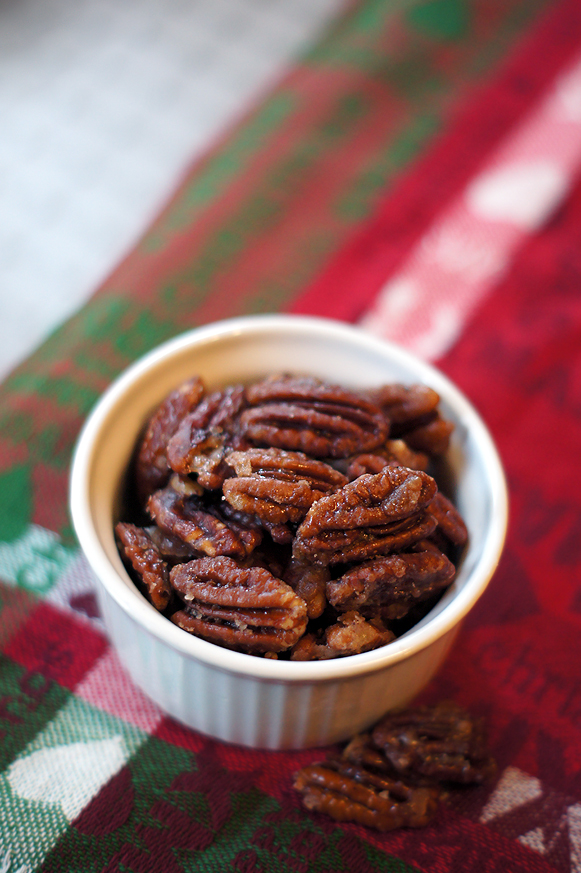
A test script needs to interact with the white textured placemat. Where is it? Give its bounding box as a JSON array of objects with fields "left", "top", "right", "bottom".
[{"left": 0, "top": 0, "right": 344, "bottom": 381}]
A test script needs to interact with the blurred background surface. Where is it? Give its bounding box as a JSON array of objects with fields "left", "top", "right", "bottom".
[{"left": 0, "top": 0, "right": 344, "bottom": 381}]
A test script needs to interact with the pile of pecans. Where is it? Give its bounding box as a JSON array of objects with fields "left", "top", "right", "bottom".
[
  {"left": 293, "top": 701, "right": 496, "bottom": 831},
  {"left": 115, "top": 373, "right": 468, "bottom": 659}
]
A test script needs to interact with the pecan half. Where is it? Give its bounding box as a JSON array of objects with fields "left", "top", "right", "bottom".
[
  {"left": 222, "top": 448, "right": 347, "bottom": 526},
  {"left": 135, "top": 376, "right": 205, "bottom": 502},
  {"left": 145, "top": 525, "right": 195, "bottom": 564},
  {"left": 293, "top": 758, "right": 439, "bottom": 831},
  {"left": 293, "top": 466, "right": 437, "bottom": 565},
  {"left": 239, "top": 375, "right": 388, "bottom": 458},
  {"left": 168, "top": 427, "right": 232, "bottom": 491},
  {"left": 383, "top": 439, "right": 430, "bottom": 471},
  {"left": 371, "top": 701, "right": 496, "bottom": 785},
  {"left": 147, "top": 484, "right": 260, "bottom": 560},
  {"left": 342, "top": 731, "right": 393, "bottom": 773},
  {"left": 366, "top": 383, "right": 454, "bottom": 457},
  {"left": 344, "top": 439, "right": 429, "bottom": 480},
  {"left": 283, "top": 556, "right": 329, "bottom": 619},
  {"left": 430, "top": 491, "right": 468, "bottom": 547},
  {"left": 366, "top": 383, "right": 440, "bottom": 427},
  {"left": 167, "top": 385, "right": 247, "bottom": 489},
  {"left": 169, "top": 556, "right": 307, "bottom": 653},
  {"left": 403, "top": 414, "right": 454, "bottom": 456},
  {"left": 290, "top": 611, "right": 394, "bottom": 660},
  {"left": 115, "top": 523, "right": 172, "bottom": 611},
  {"left": 326, "top": 549, "right": 455, "bottom": 617}
]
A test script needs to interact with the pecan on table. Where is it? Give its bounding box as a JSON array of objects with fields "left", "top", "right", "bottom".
[
  {"left": 135, "top": 376, "right": 206, "bottom": 502},
  {"left": 371, "top": 701, "right": 496, "bottom": 785},
  {"left": 290, "top": 611, "right": 394, "bottom": 660},
  {"left": 167, "top": 385, "right": 247, "bottom": 490},
  {"left": 222, "top": 448, "right": 347, "bottom": 527},
  {"left": 115, "top": 522, "right": 172, "bottom": 611},
  {"left": 342, "top": 731, "right": 393, "bottom": 774},
  {"left": 169, "top": 556, "right": 308, "bottom": 654},
  {"left": 239, "top": 375, "right": 388, "bottom": 458},
  {"left": 293, "top": 465, "right": 438, "bottom": 565},
  {"left": 326, "top": 549, "right": 456, "bottom": 618},
  {"left": 147, "top": 482, "right": 261, "bottom": 560},
  {"left": 293, "top": 758, "right": 439, "bottom": 831}
]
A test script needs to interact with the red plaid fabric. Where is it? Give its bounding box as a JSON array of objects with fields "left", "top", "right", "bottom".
[{"left": 1, "top": 1, "right": 581, "bottom": 871}]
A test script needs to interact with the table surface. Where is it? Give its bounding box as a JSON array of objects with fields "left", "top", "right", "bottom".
[
  {"left": 0, "top": 0, "right": 343, "bottom": 381},
  {"left": 1, "top": 1, "right": 581, "bottom": 871}
]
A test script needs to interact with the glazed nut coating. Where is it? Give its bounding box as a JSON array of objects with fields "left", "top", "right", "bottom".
[
  {"left": 239, "top": 375, "right": 389, "bottom": 458},
  {"left": 293, "top": 759, "right": 439, "bottom": 831},
  {"left": 166, "top": 385, "right": 247, "bottom": 489},
  {"left": 222, "top": 448, "right": 347, "bottom": 525},
  {"left": 293, "top": 701, "right": 495, "bottom": 832},
  {"left": 293, "top": 465, "right": 437, "bottom": 565},
  {"left": 115, "top": 522, "right": 172, "bottom": 611},
  {"left": 326, "top": 549, "right": 456, "bottom": 615},
  {"left": 169, "top": 556, "right": 308, "bottom": 653},
  {"left": 290, "top": 611, "right": 394, "bottom": 660},
  {"left": 371, "top": 701, "right": 496, "bottom": 784},
  {"left": 135, "top": 376, "right": 205, "bottom": 501},
  {"left": 147, "top": 484, "right": 261, "bottom": 560}
]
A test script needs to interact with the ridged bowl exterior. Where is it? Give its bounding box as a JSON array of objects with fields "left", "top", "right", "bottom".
[
  {"left": 97, "top": 579, "right": 460, "bottom": 748},
  {"left": 70, "top": 315, "right": 508, "bottom": 749}
]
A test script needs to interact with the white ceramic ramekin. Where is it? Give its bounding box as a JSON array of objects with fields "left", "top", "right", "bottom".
[{"left": 69, "top": 314, "right": 508, "bottom": 749}]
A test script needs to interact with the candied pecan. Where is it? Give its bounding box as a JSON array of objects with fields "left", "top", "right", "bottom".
[
  {"left": 165, "top": 471, "right": 203, "bottom": 497},
  {"left": 222, "top": 448, "right": 347, "bottom": 527},
  {"left": 371, "top": 701, "right": 496, "bottom": 785},
  {"left": 115, "top": 523, "right": 172, "bottom": 611},
  {"left": 326, "top": 549, "right": 455, "bottom": 617},
  {"left": 290, "top": 612, "right": 394, "bottom": 660},
  {"left": 283, "top": 555, "right": 329, "bottom": 619},
  {"left": 135, "top": 376, "right": 205, "bottom": 502},
  {"left": 366, "top": 383, "right": 454, "bottom": 457},
  {"left": 169, "top": 556, "right": 307, "bottom": 654},
  {"left": 239, "top": 375, "right": 388, "bottom": 458},
  {"left": 345, "top": 453, "right": 393, "bottom": 480},
  {"left": 166, "top": 385, "right": 247, "bottom": 489},
  {"left": 220, "top": 498, "right": 294, "bottom": 545},
  {"left": 293, "top": 758, "right": 439, "bottom": 831},
  {"left": 145, "top": 525, "right": 195, "bottom": 563},
  {"left": 344, "top": 439, "right": 430, "bottom": 481},
  {"left": 184, "top": 384, "right": 246, "bottom": 431},
  {"left": 366, "top": 383, "right": 440, "bottom": 427},
  {"left": 259, "top": 519, "right": 295, "bottom": 544},
  {"left": 147, "top": 484, "right": 260, "bottom": 560},
  {"left": 403, "top": 414, "right": 454, "bottom": 456},
  {"left": 168, "top": 427, "right": 233, "bottom": 490},
  {"left": 299, "top": 512, "right": 438, "bottom": 567},
  {"left": 383, "top": 439, "right": 430, "bottom": 471},
  {"left": 293, "top": 466, "right": 437, "bottom": 565},
  {"left": 343, "top": 732, "right": 393, "bottom": 773},
  {"left": 430, "top": 491, "right": 468, "bottom": 547}
]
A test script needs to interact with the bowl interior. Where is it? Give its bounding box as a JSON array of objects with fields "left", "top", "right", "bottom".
[{"left": 70, "top": 315, "right": 508, "bottom": 682}]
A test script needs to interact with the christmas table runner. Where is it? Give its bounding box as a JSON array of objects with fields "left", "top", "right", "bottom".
[{"left": 1, "top": 1, "right": 581, "bottom": 870}]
